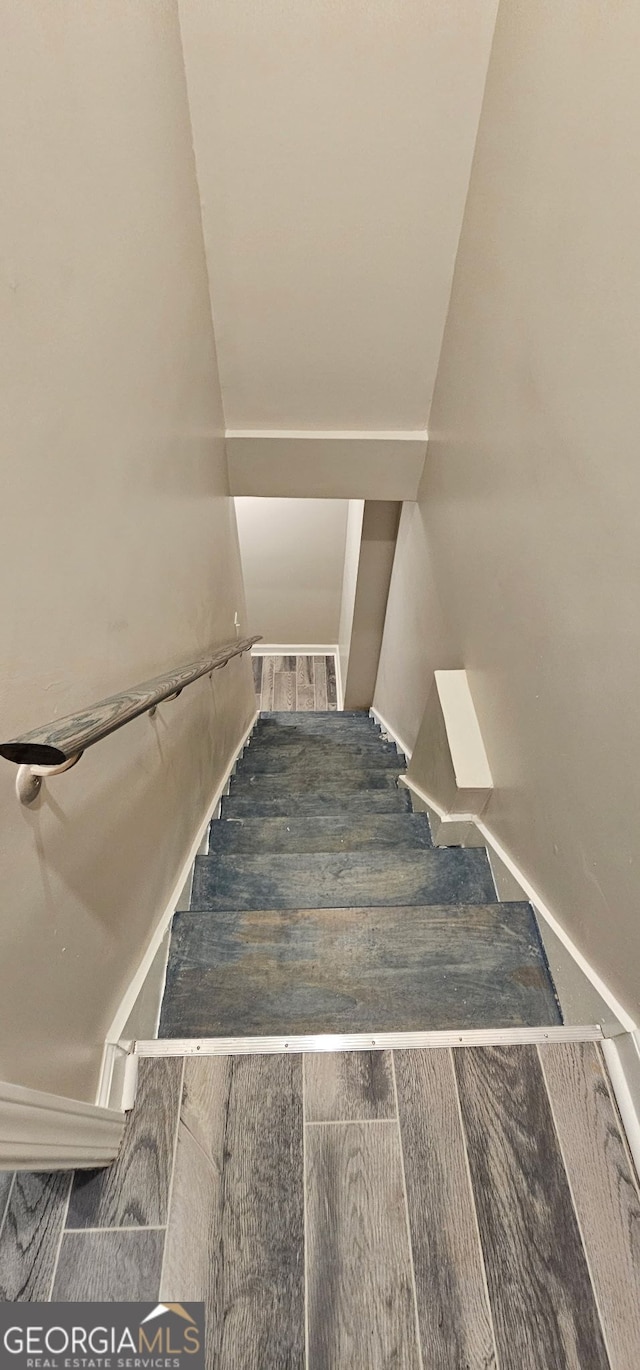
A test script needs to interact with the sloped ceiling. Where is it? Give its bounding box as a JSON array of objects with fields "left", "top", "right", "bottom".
[{"left": 179, "top": 0, "right": 498, "bottom": 491}]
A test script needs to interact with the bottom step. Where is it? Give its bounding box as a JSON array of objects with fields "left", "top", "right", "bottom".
[{"left": 159, "top": 902, "right": 561, "bottom": 1038}]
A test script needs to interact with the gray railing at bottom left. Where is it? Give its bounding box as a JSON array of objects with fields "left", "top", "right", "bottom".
[{"left": 0, "top": 633, "right": 261, "bottom": 804}]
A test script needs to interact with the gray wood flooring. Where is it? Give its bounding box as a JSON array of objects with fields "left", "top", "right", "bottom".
[
  {"left": 1, "top": 1041, "right": 640, "bottom": 1364},
  {"left": 162, "top": 1055, "right": 304, "bottom": 1368},
  {"left": 306, "top": 1121, "right": 420, "bottom": 1369},
  {"left": 395, "top": 1048, "right": 497, "bottom": 1368},
  {"left": 253, "top": 654, "right": 337, "bottom": 711},
  {"left": 454, "top": 1044, "right": 611, "bottom": 1368},
  {"left": 539, "top": 1042, "right": 640, "bottom": 1367},
  {"left": 52, "top": 1229, "right": 165, "bottom": 1301},
  {"left": 0, "top": 1172, "right": 13, "bottom": 1230},
  {"left": 66, "top": 1057, "right": 183, "bottom": 1230},
  {"left": 304, "top": 1051, "right": 396, "bottom": 1122},
  {"left": 0, "top": 1171, "right": 72, "bottom": 1301},
  {"left": 1, "top": 1043, "right": 639, "bottom": 1370}
]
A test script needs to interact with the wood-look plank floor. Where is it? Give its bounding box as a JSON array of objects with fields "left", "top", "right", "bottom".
[
  {"left": 52, "top": 1229, "right": 164, "bottom": 1301},
  {"left": 305, "top": 1120, "right": 421, "bottom": 1369},
  {"left": 0, "top": 1173, "right": 13, "bottom": 1231},
  {"left": 161, "top": 1054, "right": 305, "bottom": 1369},
  {"left": 539, "top": 1041, "right": 640, "bottom": 1367},
  {"left": 304, "top": 1051, "right": 396, "bottom": 1123},
  {"left": 394, "top": 1049, "right": 497, "bottom": 1368},
  {"left": 254, "top": 653, "right": 338, "bottom": 711},
  {"left": 0, "top": 1171, "right": 72, "bottom": 1301},
  {"left": 2, "top": 1043, "right": 640, "bottom": 1369},
  {"left": 66, "top": 1058, "right": 182, "bottom": 1230},
  {"left": 454, "top": 1045, "right": 611, "bottom": 1368}
]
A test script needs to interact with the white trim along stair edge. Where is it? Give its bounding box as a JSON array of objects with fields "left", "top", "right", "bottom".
[
  {"left": 370, "top": 707, "right": 640, "bottom": 1177},
  {"left": 98, "top": 710, "right": 260, "bottom": 1112}
]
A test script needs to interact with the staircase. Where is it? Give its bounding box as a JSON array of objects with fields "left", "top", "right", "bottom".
[{"left": 159, "top": 712, "right": 561, "bottom": 1038}]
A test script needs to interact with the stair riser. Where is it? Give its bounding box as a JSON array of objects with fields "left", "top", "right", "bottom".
[
  {"left": 192, "top": 849, "right": 496, "bottom": 910},
  {"left": 221, "top": 792, "right": 412, "bottom": 817},
  {"left": 209, "top": 814, "right": 433, "bottom": 854}
]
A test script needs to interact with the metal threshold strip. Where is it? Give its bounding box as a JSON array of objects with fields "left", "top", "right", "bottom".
[{"left": 133, "top": 1024, "right": 603, "bottom": 1057}]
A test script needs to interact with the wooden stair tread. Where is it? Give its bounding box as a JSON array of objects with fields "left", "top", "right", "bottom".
[
  {"left": 192, "top": 848, "right": 496, "bottom": 910},
  {"left": 238, "top": 743, "right": 404, "bottom": 771},
  {"left": 221, "top": 791, "right": 412, "bottom": 817},
  {"left": 159, "top": 709, "right": 561, "bottom": 1038},
  {"left": 209, "top": 814, "right": 433, "bottom": 854},
  {"left": 159, "top": 902, "right": 560, "bottom": 1037},
  {"left": 230, "top": 769, "right": 403, "bottom": 794}
]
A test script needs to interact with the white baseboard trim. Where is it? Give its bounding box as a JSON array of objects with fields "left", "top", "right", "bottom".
[
  {"left": 369, "top": 707, "right": 413, "bottom": 760},
  {"left": 251, "top": 644, "right": 339, "bottom": 657},
  {"left": 602, "top": 1035, "right": 640, "bottom": 1177},
  {"left": 334, "top": 652, "right": 344, "bottom": 711},
  {"left": 400, "top": 772, "right": 637, "bottom": 1037},
  {"left": 135, "top": 1023, "right": 602, "bottom": 1058},
  {"left": 0, "top": 1077, "right": 125, "bottom": 1170},
  {"left": 95, "top": 1042, "right": 128, "bottom": 1111},
  {"left": 98, "top": 710, "right": 259, "bottom": 1106},
  {"left": 473, "top": 817, "right": 637, "bottom": 1036},
  {"left": 401, "top": 770, "right": 640, "bottom": 1178}
]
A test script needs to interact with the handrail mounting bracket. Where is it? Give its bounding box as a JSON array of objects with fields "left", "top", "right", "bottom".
[{"left": 16, "top": 753, "right": 83, "bottom": 807}]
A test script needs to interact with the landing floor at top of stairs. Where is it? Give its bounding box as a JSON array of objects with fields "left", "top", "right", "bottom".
[
  {"left": 253, "top": 652, "right": 337, "bottom": 710},
  {"left": 158, "top": 709, "right": 561, "bottom": 1039}
]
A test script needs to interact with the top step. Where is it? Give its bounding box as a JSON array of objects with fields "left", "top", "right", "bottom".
[
  {"left": 248, "top": 732, "right": 395, "bottom": 754},
  {"left": 258, "top": 711, "right": 378, "bottom": 726},
  {"left": 255, "top": 713, "right": 382, "bottom": 738},
  {"left": 256, "top": 717, "right": 378, "bottom": 728}
]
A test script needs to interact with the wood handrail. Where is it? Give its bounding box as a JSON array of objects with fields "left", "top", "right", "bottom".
[{"left": 0, "top": 635, "right": 261, "bottom": 767}]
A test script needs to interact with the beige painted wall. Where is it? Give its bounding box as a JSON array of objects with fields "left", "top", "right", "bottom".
[
  {"left": 226, "top": 435, "right": 427, "bottom": 501},
  {"left": 178, "top": 0, "right": 498, "bottom": 429},
  {"left": 375, "top": 0, "right": 640, "bottom": 1020},
  {"left": 374, "top": 501, "right": 455, "bottom": 753},
  {"left": 345, "top": 503, "right": 400, "bottom": 710},
  {"left": 0, "top": 1, "right": 255, "bottom": 1102},
  {"left": 337, "top": 501, "right": 365, "bottom": 691},
  {"left": 235, "top": 498, "right": 348, "bottom": 644}
]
